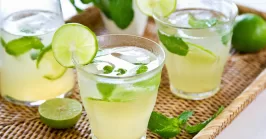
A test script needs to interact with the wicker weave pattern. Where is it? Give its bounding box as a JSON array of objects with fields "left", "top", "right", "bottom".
[{"left": 1, "top": 6, "right": 266, "bottom": 139}]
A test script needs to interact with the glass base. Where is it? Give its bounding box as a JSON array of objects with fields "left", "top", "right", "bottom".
[
  {"left": 2, "top": 91, "right": 72, "bottom": 107},
  {"left": 90, "top": 134, "right": 146, "bottom": 139},
  {"left": 170, "top": 85, "right": 220, "bottom": 100}
]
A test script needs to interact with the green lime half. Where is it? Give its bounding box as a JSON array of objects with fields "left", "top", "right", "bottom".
[
  {"left": 186, "top": 42, "right": 217, "bottom": 64},
  {"left": 52, "top": 23, "right": 98, "bottom": 67},
  {"left": 136, "top": 0, "right": 177, "bottom": 16},
  {"left": 36, "top": 45, "right": 67, "bottom": 80},
  {"left": 39, "top": 98, "right": 82, "bottom": 129}
]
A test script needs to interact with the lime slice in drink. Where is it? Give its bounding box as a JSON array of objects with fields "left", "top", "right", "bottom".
[
  {"left": 52, "top": 23, "right": 98, "bottom": 67},
  {"left": 39, "top": 98, "right": 82, "bottom": 129},
  {"left": 36, "top": 45, "right": 67, "bottom": 80},
  {"left": 136, "top": 0, "right": 177, "bottom": 16},
  {"left": 186, "top": 42, "right": 217, "bottom": 64}
]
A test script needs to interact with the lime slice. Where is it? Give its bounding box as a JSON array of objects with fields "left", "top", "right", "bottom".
[
  {"left": 186, "top": 42, "right": 217, "bottom": 64},
  {"left": 136, "top": 0, "right": 177, "bottom": 16},
  {"left": 36, "top": 45, "right": 67, "bottom": 80},
  {"left": 39, "top": 98, "right": 82, "bottom": 129},
  {"left": 52, "top": 23, "right": 98, "bottom": 67}
]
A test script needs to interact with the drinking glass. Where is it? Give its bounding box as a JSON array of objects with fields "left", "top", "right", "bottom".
[
  {"left": 75, "top": 35, "right": 165, "bottom": 139},
  {"left": 153, "top": 0, "right": 238, "bottom": 100},
  {"left": 99, "top": 0, "right": 148, "bottom": 36},
  {"left": 0, "top": 0, "right": 75, "bottom": 106}
]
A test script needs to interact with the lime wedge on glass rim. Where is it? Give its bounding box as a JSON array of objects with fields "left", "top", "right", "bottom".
[
  {"left": 136, "top": 0, "right": 177, "bottom": 16},
  {"left": 52, "top": 23, "right": 98, "bottom": 67},
  {"left": 38, "top": 98, "right": 82, "bottom": 129},
  {"left": 36, "top": 45, "right": 67, "bottom": 80}
]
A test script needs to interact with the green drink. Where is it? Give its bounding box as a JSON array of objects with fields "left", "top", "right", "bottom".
[{"left": 153, "top": 0, "right": 238, "bottom": 100}]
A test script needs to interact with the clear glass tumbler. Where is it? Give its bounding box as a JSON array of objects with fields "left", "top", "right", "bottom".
[
  {"left": 75, "top": 35, "right": 165, "bottom": 139},
  {"left": 0, "top": 0, "right": 75, "bottom": 106},
  {"left": 96, "top": 0, "right": 148, "bottom": 36},
  {"left": 153, "top": 0, "right": 238, "bottom": 100}
]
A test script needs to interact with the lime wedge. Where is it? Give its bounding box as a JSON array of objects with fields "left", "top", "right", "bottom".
[
  {"left": 52, "top": 23, "right": 98, "bottom": 67},
  {"left": 39, "top": 98, "right": 82, "bottom": 129},
  {"left": 186, "top": 42, "right": 217, "bottom": 64},
  {"left": 36, "top": 45, "right": 67, "bottom": 80},
  {"left": 136, "top": 0, "right": 177, "bottom": 16}
]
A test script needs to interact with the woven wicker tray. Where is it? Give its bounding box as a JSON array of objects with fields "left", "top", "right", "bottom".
[{"left": 1, "top": 6, "right": 266, "bottom": 139}]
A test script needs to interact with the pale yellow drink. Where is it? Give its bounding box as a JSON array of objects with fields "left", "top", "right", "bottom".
[
  {"left": 76, "top": 44, "right": 164, "bottom": 139},
  {"left": 154, "top": 8, "right": 235, "bottom": 100},
  {"left": 0, "top": 10, "right": 75, "bottom": 105}
]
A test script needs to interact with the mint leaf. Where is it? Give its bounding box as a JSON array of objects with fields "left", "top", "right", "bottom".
[
  {"left": 69, "top": 0, "right": 83, "bottom": 13},
  {"left": 93, "top": 0, "right": 112, "bottom": 19},
  {"left": 177, "top": 111, "right": 193, "bottom": 126},
  {"left": 1, "top": 38, "right": 7, "bottom": 48},
  {"left": 115, "top": 68, "right": 127, "bottom": 75},
  {"left": 81, "top": 0, "right": 92, "bottom": 4},
  {"left": 188, "top": 14, "right": 217, "bottom": 28},
  {"left": 96, "top": 83, "right": 116, "bottom": 100},
  {"left": 5, "top": 36, "right": 44, "bottom": 56},
  {"left": 185, "top": 106, "right": 224, "bottom": 134},
  {"left": 133, "top": 63, "right": 147, "bottom": 65},
  {"left": 136, "top": 65, "right": 148, "bottom": 74},
  {"left": 109, "top": 0, "right": 134, "bottom": 29},
  {"left": 221, "top": 32, "right": 232, "bottom": 45},
  {"left": 148, "top": 112, "right": 181, "bottom": 138},
  {"left": 158, "top": 30, "right": 189, "bottom": 56},
  {"left": 103, "top": 65, "right": 114, "bottom": 74}
]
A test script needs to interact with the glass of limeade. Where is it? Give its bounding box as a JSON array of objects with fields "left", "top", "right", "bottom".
[
  {"left": 74, "top": 35, "right": 165, "bottom": 139},
  {"left": 153, "top": 0, "right": 238, "bottom": 100},
  {"left": 0, "top": 0, "right": 75, "bottom": 106},
  {"left": 93, "top": 0, "right": 148, "bottom": 36}
]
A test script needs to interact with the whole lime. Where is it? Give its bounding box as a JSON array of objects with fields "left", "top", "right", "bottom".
[{"left": 232, "top": 14, "right": 266, "bottom": 52}]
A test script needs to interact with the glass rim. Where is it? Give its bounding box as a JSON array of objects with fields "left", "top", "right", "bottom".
[
  {"left": 152, "top": 0, "right": 238, "bottom": 30},
  {"left": 74, "top": 34, "right": 166, "bottom": 80}
]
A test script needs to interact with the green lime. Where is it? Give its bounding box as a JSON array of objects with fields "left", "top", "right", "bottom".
[
  {"left": 36, "top": 45, "right": 67, "bottom": 80},
  {"left": 39, "top": 98, "right": 82, "bottom": 129},
  {"left": 52, "top": 23, "right": 98, "bottom": 67},
  {"left": 232, "top": 14, "right": 266, "bottom": 52},
  {"left": 136, "top": 0, "right": 177, "bottom": 17},
  {"left": 186, "top": 42, "right": 217, "bottom": 64}
]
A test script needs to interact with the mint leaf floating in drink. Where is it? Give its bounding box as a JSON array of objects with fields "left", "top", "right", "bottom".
[
  {"left": 221, "top": 32, "right": 232, "bottom": 45},
  {"left": 109, "top": 0, "right": 134, "bottom": 29},
  {"left": 188, "top": 13, "right": 217, "bottom": 28},
  {"left": 1, "top": 38, "right": 7, "bottom": 48},
  {"left": 97, "top": 83, "right": 116, "bottom": 100},
  {"left": 148, "top": 112, "right": 181, "bottom": 138},
  {"left": 158, "top": 30, "right": 189, "bottom": 56},
  {"left": 5, "top": 36, "right": 44, "bottom": 56},
  {"left": 184, "top": 106, "right": 224, "bottom": 134},
  {"left": 103, "top": 65, "right": 114, "bottom": 74},
  {"left": 136, "top": 65, "right": 148, "bottom": 74},
  {"left": 148, "top": 106, "right": 224, "bottom": 138},
  {"left": 115, "top": 68, "right": 127, "bottom": 75}
]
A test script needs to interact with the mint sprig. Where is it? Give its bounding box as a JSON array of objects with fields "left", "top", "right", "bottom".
[
  {"left": 109, "top": 0, "right": 134, "bottom": 29},
  {"left": 158, "top": 30, "right": 189, "bottom": 56},
  {"left": 148, "top": 106, "right": 224, "bottom": 138},
  {"left": 148, "top": 112, "right": 181, "bottom": 138},
  {"left": 70, "top": 0, "right": 134, "bottom": 29},
  {"left": 5, "top": 36, "right": 44, "bottom": 56}
]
